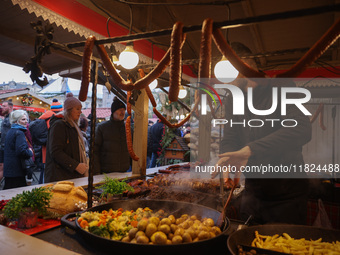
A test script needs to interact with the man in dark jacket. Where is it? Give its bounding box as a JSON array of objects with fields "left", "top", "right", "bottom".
[
  {"left": 215, "top": 42, "right": 312, "bottom": 225},
  {"left": 93, "top": 97, "right": 130, "bottom": 173},
  {"left": 149, "top": 119, "right": 165, "bottom": 168},
  {"left": 0, "top": 100, "right": 13, "bottom": 180}
]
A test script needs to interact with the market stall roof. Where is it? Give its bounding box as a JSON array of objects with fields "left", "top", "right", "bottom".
[
  {"left": 0, "top": 88, "right": 50, "bottom": 105},
  {"left": 1, "top": 0, "right": 340, "bottom": 88},
  {"left": 38, "top": 77, "right": 104, "bottom": 99},
  {"left": 81, "top": 108, "right": 111, "bottom": 119}
]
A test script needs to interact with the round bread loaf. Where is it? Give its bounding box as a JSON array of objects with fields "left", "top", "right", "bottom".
[{"left": 46, "top": 181, "right": 87, "bottom": 216}]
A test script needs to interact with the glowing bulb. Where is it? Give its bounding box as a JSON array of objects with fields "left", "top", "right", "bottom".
[
  {"left": 178, "top": 86, "right": 187, "bottom": 99},
  {"left": 149, "top": 79, "right": 158, "bottom": 90},
  {"left": 214, "top": 56, "right": 239, "bottom": 83},
  {"left": 119, "top": 45, "right": 139, "bottom": 69}
]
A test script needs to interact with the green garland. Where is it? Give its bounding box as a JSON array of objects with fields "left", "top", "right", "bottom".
[{"left": 21, "top": 94, "right": 34, "bottom": 106}]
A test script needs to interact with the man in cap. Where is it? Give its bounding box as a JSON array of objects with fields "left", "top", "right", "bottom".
[{"left": 93, "top": 97, "right": 130, "bottom": 173}]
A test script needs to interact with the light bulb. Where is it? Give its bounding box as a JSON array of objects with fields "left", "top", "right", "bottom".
[
  {"left": 119, "top": 45, "right": 139, "bottom": 69},
  {"left": 149, "top": 79, "right": 158, "bottom": 90},
  {"left": 178, "top": 86, "right": 187, "bottom": 99},
  {"left": 214, "top": 56, "right": 239, "bottom": 83}
]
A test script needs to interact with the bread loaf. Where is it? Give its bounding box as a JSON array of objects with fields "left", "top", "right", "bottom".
[{"left": 46, "top": 181, "right": 87, "bottom": 216}]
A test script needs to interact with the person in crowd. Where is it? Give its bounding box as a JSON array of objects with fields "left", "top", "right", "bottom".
[
  {"left": 30, "top": 98, "right": 63, "bottom": 184},
  {"left": 0, "top": 100, "right": 13, "bottom": 180},
  {"left": 93, "top": 97, "right": 130, "bottom": 173},
  {"left": 3, "top": 110, "right": 33, "bottom": 189},
  {"left": 86, "top": 113, "right": 94, "bottom": 138},
  {"left": 214, "top": 42, "right": 311, "bottom": 225},
  {"left": 79, "top": 114, "right": 89, "bottom": 158},
  {"left": 44, "top": 93, "right": 88, "bottom": 182},
  {"left": 183, "top": 123, "right": 191, "bottom": 136},
  {"left": 146, "top": 125, "right": 153, "bottom": 168},
  {"left": 24, "top": 122, "right": 35, "bottom": 185},
  {"left": 149, "top": 118, "right": 165, "bottom": 168}
]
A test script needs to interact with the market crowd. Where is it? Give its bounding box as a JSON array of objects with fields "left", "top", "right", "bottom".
[{"left": 0, "top": 95, "right": 133, "bottom": 189}]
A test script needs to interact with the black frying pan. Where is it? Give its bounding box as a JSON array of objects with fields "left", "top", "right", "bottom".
[
  {"left": 228, "top": 224, "right": 340, "bottom": 255},
  {"left": 61, "top": 199, "right": 230, "bottom": 254}
]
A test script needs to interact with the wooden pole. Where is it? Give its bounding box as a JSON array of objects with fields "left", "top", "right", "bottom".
[
  {"left": 132, "top": 89, "right": 149, "bottom": 175},
  {"left": 87, "top": 60, "right": 98, "bottom": 208}
]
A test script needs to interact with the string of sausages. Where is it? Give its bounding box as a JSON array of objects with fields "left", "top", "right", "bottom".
[
  {"left": 80, "top": 17, "right": 340, "bottom": 161},
  {"left": 212, "top": 18, "right": 340, "bottom": 79}
]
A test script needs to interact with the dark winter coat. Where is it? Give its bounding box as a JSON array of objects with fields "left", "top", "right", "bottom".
[
  {"left": 3, "top": 124, "right": 33, "bottom": 178},
  {"left": 0, "top": 114, "right": 11, "bottom": 150},
  {"left": 221, "top": 82, "right": 312, "bottom": 200},
  {"left": 45, "top": 115, "right": 84, "bottom": 182},
  {"left": 147, "top": 126, "right": 153, "bottom": 157},
  {"left": 149, "top": 121, "right": 165, "bottom": 154},
  {"left": 93, "top": 117, "right": 130, "bottom": 173}
]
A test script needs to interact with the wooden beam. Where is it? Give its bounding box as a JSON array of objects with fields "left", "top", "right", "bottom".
[{"left": 132, "top": 89, "right": 149, "bottom": 175}]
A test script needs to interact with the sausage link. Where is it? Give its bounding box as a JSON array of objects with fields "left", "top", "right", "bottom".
[
  {"left": 172, "top": 95, "right": 201, "bottom": 128},
  {"left": 80, "top": 36, "right": 96, "bottom": 102},
  {"left": 153, "top": 107, "right": 175, "bottom": 128},
  {"left": 277, "top": 18, "right": 340, "bottom": 78},
  {"left": 96, "top": 45, "right": 134, "bottom": 91},
  {"left": 310, "top": 103, "right": 324, "bottom": 123},
  {"left": 199, "top": 18, "right": 213, "bottom": 79},
  {"left": 138, "top": 69, "right": 157, "bottom": 107},
  {"left": 212, "top": 28, "right": 265, "bottom": 78},
  {"left": 134, "top": 34, "right": 186, "bottom": 91},
  {"left": 168, "top": 21, "right": 184, "bottom": 102},
  {"left": 126, "top": 116, "right": 139, "bottom": 161},
  {"left": 134, "top": 48, "right": 170, "bottom": 90},
  {"left": 127, "top": 91, "right": 132, "bottom": 116}
]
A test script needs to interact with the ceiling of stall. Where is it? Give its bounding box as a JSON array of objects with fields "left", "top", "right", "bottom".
[{"left": 0, "top": 0, "right": 340, "bottom": 87}]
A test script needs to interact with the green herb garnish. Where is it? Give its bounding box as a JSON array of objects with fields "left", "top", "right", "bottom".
[
  {"left": 3, "top": 187, "right": 52, "bottom": 219},
  {"left": 98, "top": 176, "right": 134, "bottom": 197}
]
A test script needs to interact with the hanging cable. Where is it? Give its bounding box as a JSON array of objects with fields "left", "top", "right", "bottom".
[
  {"left": 128, "top": 4, "right": 133, "bottom": 35},
  {"left": 106, "top": 17, "right": 111, "bottom": 37}
]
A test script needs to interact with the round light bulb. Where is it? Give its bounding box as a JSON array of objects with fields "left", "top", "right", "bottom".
[
  {"left": 214, "top": 57, "right": 239, "bottom": 83},
  {"left": 149, "top": 79, "right": 158, "bottom": 90},
  {"left": 119, "top": 45, "right": 139, "bottom": 69},
  {"left": 178, "top": 86, "right": 187, "bottom": 99}
]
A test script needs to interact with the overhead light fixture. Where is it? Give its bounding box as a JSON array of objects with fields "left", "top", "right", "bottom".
[
  {"left": 149, "top": 79, "right": 158, "bottom": 90},
  {"left": 178, "top": 85, "right": 187, "bottom": 99},
  {"left": 119, "top": 42, "right": 139, "bottom": 70},
  {"left": 214, "top": 55, "right": 239, "bottom": 83}
]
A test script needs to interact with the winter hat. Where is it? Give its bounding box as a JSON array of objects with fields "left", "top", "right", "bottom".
[
  {"left": 111, "top": 97, "right": 126, "bottom": 114},
  {"left": 51, "top": 98, "right": 63, "bottom": 112},
  {"left": 64, "top": 92, "right": 82, "bottom": 111}
]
